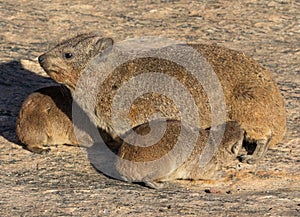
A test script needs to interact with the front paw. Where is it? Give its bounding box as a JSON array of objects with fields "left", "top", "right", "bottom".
[{"left": 26, "top": 145, "right": 51, "bottom": 154}]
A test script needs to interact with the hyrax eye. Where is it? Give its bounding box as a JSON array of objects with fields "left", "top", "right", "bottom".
[{"left": 63, "top": 53, "right": 73, "bottom": 59}]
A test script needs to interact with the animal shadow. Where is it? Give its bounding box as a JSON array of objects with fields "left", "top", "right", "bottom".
[{"left": 0, "top": 60, "right": 56, "bottom": 144}]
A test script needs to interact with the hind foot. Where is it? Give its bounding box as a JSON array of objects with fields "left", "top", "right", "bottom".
[
  {"left": 143, "top": 180, "right": 164, "bottom": 189},
  {"left": 239, "top": 138, "right": 271, "bottom": 164},
  {"left": 120, "top": 175, "right": 164, "bottom": 189}
]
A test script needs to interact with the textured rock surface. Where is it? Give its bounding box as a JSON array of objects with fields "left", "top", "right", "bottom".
[{"left": 0, "top": 0, "right": 299, "bottom": 216}]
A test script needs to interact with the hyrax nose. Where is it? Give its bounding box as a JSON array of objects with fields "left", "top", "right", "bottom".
[{"left": 38, "top": 55, "right": 45, "bottom": 64}]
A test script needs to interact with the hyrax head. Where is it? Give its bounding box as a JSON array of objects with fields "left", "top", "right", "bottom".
[{"left": 38, "top": 32, "right": 113, "bottom": 90}]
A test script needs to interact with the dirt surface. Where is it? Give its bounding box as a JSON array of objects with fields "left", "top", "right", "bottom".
[{"left": 0, "top": 0, "right": 299, "bottom": 216}]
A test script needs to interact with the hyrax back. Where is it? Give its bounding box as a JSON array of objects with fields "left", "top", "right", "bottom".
[
  {"left": 16, "top": 86, "right": 78, "bottom": 153},
  {"left": 38, "top": 33, "right": 286, "bottom": 163},
  {"left": 116, "top": 120, "right": 244, "bottom": 188}
]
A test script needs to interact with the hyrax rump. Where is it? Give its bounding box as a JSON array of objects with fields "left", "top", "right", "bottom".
[
  {"left": 16, "top": 86, "right": 78, "bottom": 153},
  {"left": 116, "top": 120, "right": 244, "bottom": 188},
  {"left": 38, "top": 32, "right": 286, "bottom": 163}
]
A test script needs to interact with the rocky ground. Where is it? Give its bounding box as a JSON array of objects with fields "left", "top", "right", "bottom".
[{"left": 0, "top": 0, "right": 299, "bottom": 216}]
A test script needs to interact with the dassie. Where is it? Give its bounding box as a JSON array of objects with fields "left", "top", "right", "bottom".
[
  {"left": 16, "top": 85, "right": 119, "bottom": 154},
  {"left": 116, "top": 120, "right": 244, "bottom": 188},
  {"left": 38, "top": 32, "right": 286, "bottom": 164},
  {"left": 16, "top": 86, "right": 78, "bottom": 153}
]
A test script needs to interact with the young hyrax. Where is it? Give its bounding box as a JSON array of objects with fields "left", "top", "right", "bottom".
[
  {"left": 16, "top": 86, "right": 78, "bottom": 153},
  {"left": 38, "top": 32, "right": 286, "bottom": 164},
  {"left": 116, "top": 120, "right": 244, "bottom": 188}
]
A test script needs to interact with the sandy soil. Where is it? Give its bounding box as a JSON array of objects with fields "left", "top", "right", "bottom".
[{"left": 0, "top": 0, "right": 299, "bottom": 216}]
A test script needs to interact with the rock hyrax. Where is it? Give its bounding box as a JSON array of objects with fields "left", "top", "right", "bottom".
[
  {"left": 38, "top": 32, "right": 286, "bottom": 164},
  {"left": 116, "top": 120, "right": 244, "bottom": 188},
  {"left": 16, "top": 85, "right": 118, "bottom": 154},
  {"left": 16, "top": 86, "right": 78, "bottom": 153}
]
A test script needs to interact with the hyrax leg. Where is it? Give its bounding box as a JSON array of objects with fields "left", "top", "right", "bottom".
[
  {"left": 240, "top": 138, "right": 271, "bottom": 164},
  {"left": 239, "top": 126, "right": 272, "bottom": 164}
]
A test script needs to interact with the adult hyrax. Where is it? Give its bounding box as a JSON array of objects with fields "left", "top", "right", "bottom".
[
  {"left": 38, "top": 32, "right": 286, "bottom": 164},
  {"left": 16, "top": 86, "right": 78, "bottom": 153},
  {"left": 116, "top": 120, "right": 244, "bottom": 188}
]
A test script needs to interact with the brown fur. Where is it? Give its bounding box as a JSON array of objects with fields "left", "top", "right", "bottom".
[
  {"left": 16, "top": 85, "right": 119, "bottom": 154},
  {"left": 116, "top": 120, "right": 244, "bottom": 188},
  {"left": 38, "top": 33, "right": 286, "bottom": 163},
  {"left": 16, "top": 86, "right": 78, "bottom": 153}
]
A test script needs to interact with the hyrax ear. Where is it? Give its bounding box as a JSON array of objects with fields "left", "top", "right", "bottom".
[{"left": 95, "top": 37, "right": 114, "bottom": 53}]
